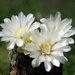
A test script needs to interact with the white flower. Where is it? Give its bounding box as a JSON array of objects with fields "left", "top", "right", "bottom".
[
  {"left": 40, "top": 12, "right": 75, "bottom": 44},
  {"left": 25, "top": 25, "right": 69, "bottom": 72},
  {"left": 0, "top": 12, "right": 40, "bottom": 50}
]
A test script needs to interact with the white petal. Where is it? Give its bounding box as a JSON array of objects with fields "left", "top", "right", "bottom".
[
  {"left": 31, "top": 30, "right": 42, "bottom": 46},
  {"left": 0, "top": 32, "right": 7, "bottom": 36},
  {"left": 58, "top": 25, "right": 72, "bottom": 38},
  {"left": 32, "top": 58, "right": 37, "bottom": 67},
  {"left": 25, "top": 43, "right": 40, "bottom": 51},
  {"left": 26, "top": 13, "right": 35, "bottom": 28},
  {"left": 27, "top": 17, "right": 35, "bottom": 29},
  {"left": 40, "top": 18, "right": 48, "bottom": 25},
  {"left": 16, "top": 39, "right": 23, "bottom": 47},
  {"left": 62, "top": 45, "right": 71, "bottom": 52},
  {"left": 1, "top": 36, "right": 16, "bottom": 41},
  {"left": 29, "top": 22, "right": 40, "bottom": 31},
  {"left": 44, "top": 60, "right": 52, "bottom": 72},
  {"left": 58, "top": 30, "right": 64, "bottom": 37},
  {"left": 26, "top": 13, "right": 33, "bottom": 21},
  {"left": 30, "top": 51, "right": 40, "bottom": 58},
  {"left": 63, "top": 38, "right": 74, "bottom": 44},
  {"left": 47, "top": 14, "right": 55, "bottom": 31},
  {"left": 4, "top": 18, "right": 10, "bottom": 22},
  {"left": 54, "top": 45, "right": 71, "bottom": 52},
  {"left": 63, "top": 24, "right": 72, "bottom": 34},
  {"left": 49, "top": 14, "right": 54, "bottom": 24},
  {"left": 45, "top": 55, "right": 52, "bottom": 62},
  {"left": 64, "top": 27, "right": 75, "bottom": 37},
  {"left": 52, "top": 59, "right": 60, "bottom": 67},
  {"left": 18, "top": 12, "right": 26, "bottom": 28},
  {"left": 25, "top": 43, "right": 35, "bottom": 51},
  {"left": 2, "top": 29, "right": 14, "bottom": 36},
  {"left": 40, "top": 24, "right": 48, "bottom": 32},
  {"left": 36, "top": 55, "right": 45, "bottom": 66},
  {"left": 40, "top": 14, "right": 55, "bottom": 31},
  {"left": 7, "top": 41, "right": 16, "bottom": 50},
  {"left": 40, "top": 24, "right": 48, "bottom": 35},
  {"left": 52, "top": 39, "right": 68, "bottom": 50},
  {"left": 55, "top": 12, "right": 61, "bottom": 19},
  {"left": 0, "top": 23, "right": 7, "bottom": 29},
  {"left": 2, "top": 21, "right": 16, "bottom": 33},
  {"left": 61, "top": 18, "right": 72, "bottom": 28},
  {"left": 11, "top": 15, "right": 20, "bottom": 29},
  {"left": 55, "top": 12, "right": 61, "bottom": 27},
  {"left": 51, "top": 51, "right": 64, "bottom": 56},
  {"left": 1, "top": 37, "right": 9, "bottom": 41},
  {"left": 48, "top": 29, "right": 60, "bottom": 45},
  {"left": 40, "top": 24, "right": 48, "bottom": 40},
  {"left": 54, "top": 56, "right": 68, "bottom": 64}
]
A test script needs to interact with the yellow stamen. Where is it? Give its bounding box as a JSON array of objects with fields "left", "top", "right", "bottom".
[
  {"left": 15, "top": 28, "right": 24, "bottom": 39},
  {"left": 41, "top": 43, "right": 51, "bottom": 53},
  {"left": 57, "top": 29, "right": 61, "bottom": 32},
  {"left": 16, "top": 28, "right": 24, "bottom": 35},
  {"left": 26, "top": 40, "right": 34, "bottom": 43}
]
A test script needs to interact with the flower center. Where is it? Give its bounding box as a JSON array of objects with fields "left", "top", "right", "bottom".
[
  {"left": 15, "top": 28, "right": 24, "bottom": 39},
  {"left": 41, "top": 43, "right": 51, "bottom": 53},
  {"left": 57, "top": 29, "right": 61, "bottom": 32},
  {"left": 16, "top": 28, "right": 24, "bottom": 36},
  {"left": 26, "top": 40, "right": 34, "bottom": 44}
]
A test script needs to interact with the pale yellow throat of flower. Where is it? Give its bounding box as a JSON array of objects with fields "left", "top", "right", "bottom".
[
  {"left": 41, "top": 43, "right": 51, "bottom": 53},
  {"left": 26, "top": 40, "right": 34, "bottom": 43},
  {"left": 57, "top": 29, "right": 61, "bottom": 32},
  {"left": 15, "top": 28, "right": 24, "bottom": 39}
]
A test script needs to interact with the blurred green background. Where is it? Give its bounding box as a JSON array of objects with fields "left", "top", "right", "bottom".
[{"left": 0, "top": 0, "right": 75, "bottom": 75}]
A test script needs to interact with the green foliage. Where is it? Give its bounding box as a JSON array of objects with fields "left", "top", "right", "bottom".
[
  {"left": 0, "top": 0, "right": 75, "bottom": 75},
  {"left": 0, "top": 48, "right": 9, "bottom": 75}
]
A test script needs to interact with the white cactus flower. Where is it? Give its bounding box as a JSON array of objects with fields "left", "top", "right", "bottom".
[
  {"left": 40, "top": 12, "right": 75, "bottom": 44},
  {"left": 25, "top": 25, "right": 69, "bottom": 72},
  {"left": 0, "top": 12, "right": 40, "bottom": 50}
]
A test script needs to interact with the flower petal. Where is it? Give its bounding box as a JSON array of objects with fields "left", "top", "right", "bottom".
[
  {"left": 16, "top": 39, "right": 23, "bottom": 47},
  {"left": 26, "top": 13, "right": 35, "bottom": 28},
  {"left": 0, "top": 32, "right": 7, "bottom": 36},
  {"left": 30, "top": 51, "right": 40, "bottom": 58},
  {"left": 62, "top": 45, "right": 71, "bottom": 52},
  {"left": 1, "top": 36, "right": 15, "bottom": 41},
  {"left": 52, "top": 39, "right": 68, "bottom": 50},
  {"left": 54, "top": 56, "right": 68, "bottom": 64},
  {"left": 32, "top": 58, "right": 38, "bottom": 67},
  {"left": 63, "top": 27, "right": 75, "bottom": 37},
  {"left": 25, "top": 43, "right": 40, "bottom": 51},
  {"left": 40, "top": 24, "right": 48, "bottom": 40},
  {"left": 18, "top": 12, "right": 26, "bottom": 28},
  {"left": 63, "top": 38, "right": 74, "bottom": 44},
  {"left": 40, "top": 18, "right": 48, "bottom": 25},
  {"left": 29, "top": 22, "right": 40, "bottom": 31},
  {"left": 36, "top": 55, "right": 45, "bottom": 66},
  {"left": 51, "top": 51, "right": 64, "bottom": 56},
  {"left": 31, "top": 30, "right": 42, "bottom": 46},
  {"left": 52, "top": 59, "right": 60, "bottom": 67},
  {"left": 44, "top": 60, "right": 52, "bottom": 72},
  {"left": 48, "top": 28, "right": 60, "bottom": 45},
  {"left": 45, "top": 55, "right": 52, "bottom": 62},
  {"left": 4, "top": 18, "right": 11, "bottom": 22},
  {"left": 11, "top": 15, "right": 20, "bottom": 30},
  {"left": 55, "top": 12, "right": 61, "bottom": 27},
  {"left": 61, "top": 18, "right": 72, "bottom": 30},
  {"left": 53, "top": 45, "right": 71, "bottom": 52},
  {"left": 7, "top": 41, "right": 16, "bottom": 50}
]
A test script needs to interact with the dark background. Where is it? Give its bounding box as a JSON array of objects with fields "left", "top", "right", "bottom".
[{"left": 0, "top": 0, "right": 75, "bottom": 75}]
